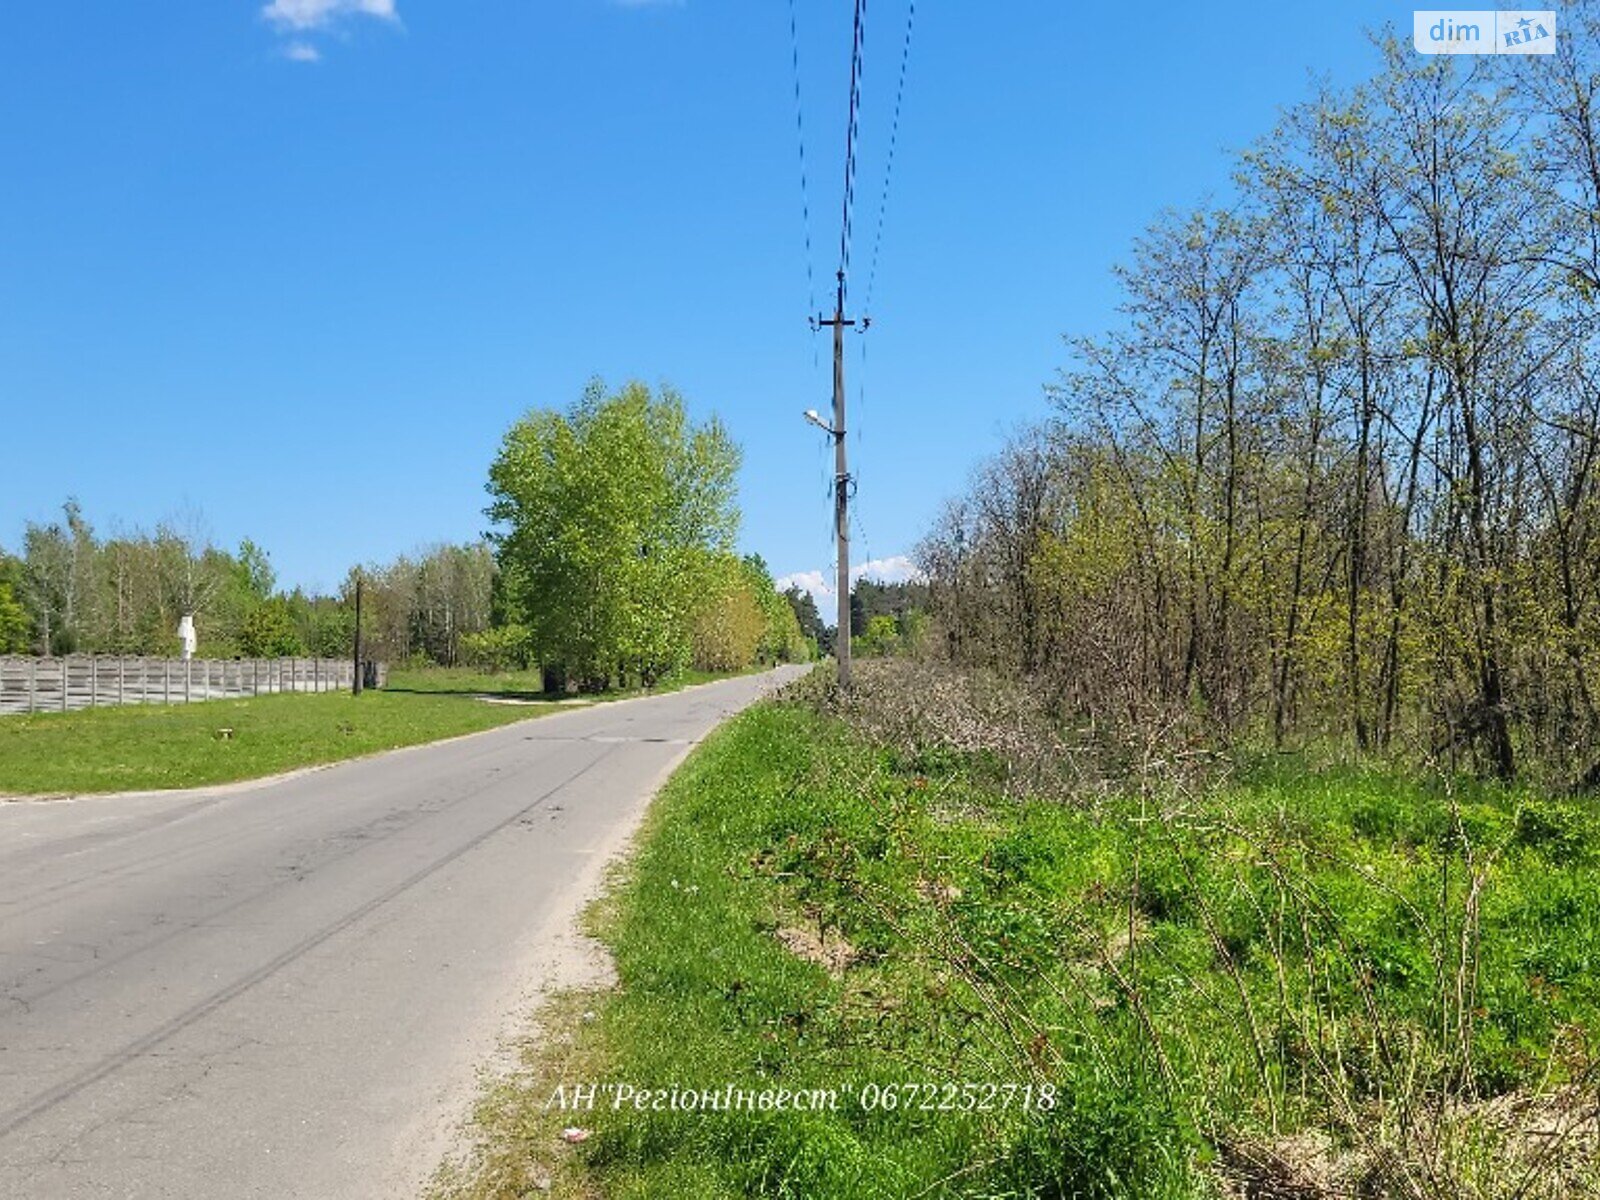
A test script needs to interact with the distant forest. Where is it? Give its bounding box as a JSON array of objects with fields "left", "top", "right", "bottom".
[
  {"left": 0, "top": 499, "right": 498, "bottom": 664},
  {"left": 0, "top": 492, "right": 820, "bottom": 680}
]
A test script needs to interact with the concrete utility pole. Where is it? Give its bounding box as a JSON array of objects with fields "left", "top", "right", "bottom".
[{"left": 817, "top": 269, "right": 856, "bottom": 691}]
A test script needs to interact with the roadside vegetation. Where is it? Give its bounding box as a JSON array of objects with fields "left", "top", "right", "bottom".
[
  {"left": 918, "top": 23, "right": 1600, "bottom": 790},
  {"left": 434, "top": 26, "right": 1600, "bottom": 1199},
  {"left": 437, "top": 662, "right": 1598, "bottom": 1200}
]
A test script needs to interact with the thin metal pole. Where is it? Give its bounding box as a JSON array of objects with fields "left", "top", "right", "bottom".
[{"left": 352, "top": 573, "right": 364, "bottom": 696}]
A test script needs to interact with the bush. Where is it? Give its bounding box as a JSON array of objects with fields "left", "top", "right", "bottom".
[
  {"left": 1513, "top": 799, "right": 1595, "bottom": 864},
  {"left": 237, "top": 599, "right": 305, "bottom": 657},
  {"left": 459, "top": 625, "right": 533, "bottom": 672}
]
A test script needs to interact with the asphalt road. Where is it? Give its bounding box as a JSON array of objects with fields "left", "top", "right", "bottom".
[{"left": 0, "top": 667, "right": 805, "bottom": 1199}]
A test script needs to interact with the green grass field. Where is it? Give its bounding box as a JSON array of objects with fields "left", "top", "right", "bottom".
[
  {"left": 0, "top": 688, "right": 559, "bottom": 796},
  {"left": 384, "top": 663, "right": 764, "bottom": 700},
  {"left": 0, "top": 663, "right": 775, "bottom": 798},
  {"left": 384, "top": 665, "right": 549, "bottom": 698},
  {"left": 438, "top": 692, "right": 1600, "bottom": 1200}
]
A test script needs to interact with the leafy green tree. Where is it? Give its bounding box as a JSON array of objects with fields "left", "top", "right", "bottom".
[
  {"left": 738, "top": 555, "right": 807, "bottom": 664},
  {"left": 460, "top": 625, "right": 534, "bottom": 672},
  {"left": 783, "top": 585, "right": 826, "bottom": 651},
  {"left": 237, "top": 539, "right": 275, "bottom": 600},
  {"left": 858, "top": 614, "right": 902, "bottom": 658},
  {"left": 297, "top": 594, "right": 354, "bottom": 659},
  {"left": 0, "top": 581, "right": 30, "bottom": 654},
  {"left": 237, "top": 598, "right": 306, "bottom": 658},
  {"left": 851, "top": 579, "right": 931, "bottom": 637},
  {"left": 21, "top": 502, "right": 95, "bottom": 655},
  {"left": 692, "top": 558, "right": 767, "bottom": 672},
  {"left": 488, "top": 380, "right": 741, "bottom": 689}
]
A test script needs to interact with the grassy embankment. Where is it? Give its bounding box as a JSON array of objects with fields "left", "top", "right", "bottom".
[
  {"left": 436, "top": 662, "right": 1600, "bottom": 1200},
  {"left": 0, "top": 663, "right": 763, "bottom": 797}
]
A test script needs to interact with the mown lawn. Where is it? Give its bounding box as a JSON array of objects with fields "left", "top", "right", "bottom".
[
  {"left": 385, "top": 663, "right": 767, "bottom": 700},
  {"left": 385, "top": 665, "right": 549, "bottom": 698},
  {"left": 0, "top": 663, "right": 783, "bottom": 797},
  {"left": 440, "top": 690, "right": 1600, "bottom": 1200},
  {"left": 0, "top": 689, "right": 555, "bottom": 796}
]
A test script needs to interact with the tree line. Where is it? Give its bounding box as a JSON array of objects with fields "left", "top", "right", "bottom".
[
  {"left": 0, "top": 502, "right": 500, "bottom": 665},
  {"left": 2, "top": 382, "right": 809, "bottom": 686},
  {"left": 918, "top": 20, "right": 1600, "bottom": 782}
]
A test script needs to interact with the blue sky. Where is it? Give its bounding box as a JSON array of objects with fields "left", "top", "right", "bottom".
[{"left": 0, "top": 1, "right": 1411, "bottom": 599}]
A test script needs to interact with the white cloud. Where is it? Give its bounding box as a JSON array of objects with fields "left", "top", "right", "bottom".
[
  {"left": 776, "top": 569, "right": 832, "bottom": 604},
  {"left": 855, "top": 555, "right": 925, "bottom": 586},
  {"left": 284, "top": 41, "right": 322, "bottom": 62},
  {"left": 262, "top": 0, "right": 398, "bottom": 32},
  {"left": 776, "top": 556, "right": 925, "bottom": 615}
]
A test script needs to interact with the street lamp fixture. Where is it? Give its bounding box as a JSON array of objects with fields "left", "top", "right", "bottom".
[{"left": 803, "top": 409, "right": 839, "bottom": 437}]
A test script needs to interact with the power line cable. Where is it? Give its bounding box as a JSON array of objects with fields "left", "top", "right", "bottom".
[
  {"left": 855, "top": 314, "right": 869, "bottom": 452},
  {"left": 837, "top": 0, "right": 868, "bottom": 298},
  {"left": 787, "top": 0, "right": 819, "bottom": 361},
  {"left": 863, "top": 0, "right": 915, "bottom": 316}
]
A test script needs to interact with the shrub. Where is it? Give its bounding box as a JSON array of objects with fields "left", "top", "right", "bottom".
[{"left": 459, "top": 624, "right": 534, "bottom": 672}]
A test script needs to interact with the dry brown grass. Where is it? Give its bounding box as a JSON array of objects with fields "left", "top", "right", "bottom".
[
  {"left": 781, "top": 658, "right": 1094, "bottom": 797},
  {"left": 1215, "top": 1085, "right": 1600, "bottom": 1200}
]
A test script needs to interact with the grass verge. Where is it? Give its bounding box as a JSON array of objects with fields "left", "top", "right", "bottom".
[
  {"left": 0, "top": 689, "right": 558, "bottom": 796},
  {"left": 385, "top": 666, "right": 550, "bottom": 699},
  {"left": 433, "top": 667, "right": 1600, "bottom": 1199},
  {"left": 386, "top": 664, "right": 769, "bottom": 701}
]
